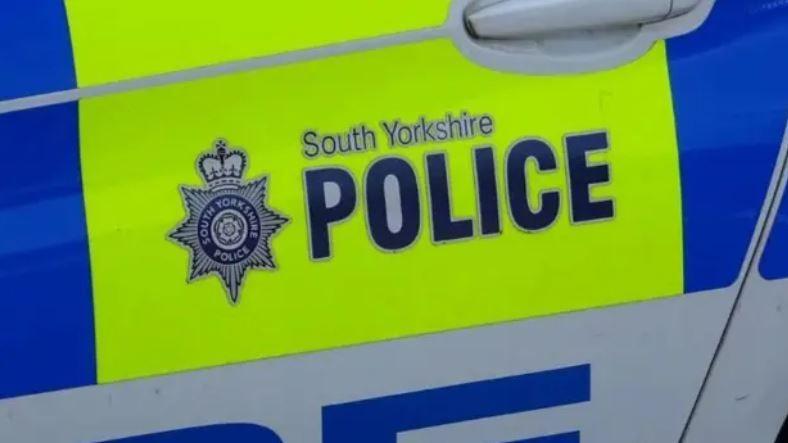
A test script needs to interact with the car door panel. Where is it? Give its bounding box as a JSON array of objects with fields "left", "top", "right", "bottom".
[{"left": 1, "top": 0, "right": 787, "bottom": 442}]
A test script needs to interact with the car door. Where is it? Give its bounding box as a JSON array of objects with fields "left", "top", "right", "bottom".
[{"left": 0, "top": 0, "right": 785, "bottom": 442}]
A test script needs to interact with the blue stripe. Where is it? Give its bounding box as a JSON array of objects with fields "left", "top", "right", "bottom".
[
  {"left": 760, "top": 186, "right": 788, "bottom": 279},
  {"left": 102, "top": 424, "right": 282, "bottom": 442},
  {"left": 0, "top": 103, "right": 96, "bottom": 399},
  {"left": 667, "top": 0, "right": 788, "bottom": 292},
  {"left": 506, "top": 431, "right": 581, "bottom": 443},
  {"left": 0, "top": 0, "right": 76, "bottom": 100},
  {"left": 322, "top": 365, "right": 590, "bottom": 443}
]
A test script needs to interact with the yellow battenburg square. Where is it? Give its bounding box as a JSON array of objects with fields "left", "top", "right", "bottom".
[
  {"left": 79, "top": 39, "right": 684, "bottom": 383},
  {"left": 65, "top": 0, "right": 451, "bottom": 87}
]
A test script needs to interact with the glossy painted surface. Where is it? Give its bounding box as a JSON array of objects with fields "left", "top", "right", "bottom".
[
  {"left": 0, "top": 103, "right": 95, "bottom": 399},
  {"left": 676, "top": 2, "right": 788, "bottom": 440},
  {"left": 1, "top": 0, "right": 785, "bottom": 401},
  {"left": 321, "top": 365, "right": 589, "bottom": 442},
  {"left": 64, "top": 0, "right": 450, "bottom": 87},
  {"left": 683, "top": 132, "right": 788, "bottom": 443},
  {"left": 762, "top": 188, "right": 788, "bottom": 279},
  {"left": 0, "top": 297, "right": 735, "bottom": 442},
  {"left": 0, "top": 2, "right": 787, "bottom": 442},
  {"left": 0, "top": 1, "right": 75, "bottom": 100},
  {"left": 78, "top": 39, "right": 682, "bottom": 384},
  {"left": 668, "top": 0, "right": 788, "bottom": 291}
]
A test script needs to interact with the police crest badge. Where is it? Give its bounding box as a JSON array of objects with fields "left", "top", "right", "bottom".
[{"left": 170, "top": 139, "right": 288, "bottom": 305}]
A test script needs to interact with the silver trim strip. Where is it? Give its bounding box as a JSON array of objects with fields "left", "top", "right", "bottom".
[{"left": 0, "top": 27, "right": 446, "bottom": 115}]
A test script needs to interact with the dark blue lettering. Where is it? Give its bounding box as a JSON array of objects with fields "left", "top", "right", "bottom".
[
  {"left": 565, "top": 132, "right": 613, "bottom": 223},
  {"left": 302, "top": 131, "right": 320, "bottom": 158},
  {"left": 366, "top": 157, "right": 420, "bottom": 251},
  {"left": 304, "top": 168, "right": 357, "bottom": 260},
  {"left": 473, "top": 146, "right": 501, "bottom": 235},
  {"left": 506, "top": 139, "right": 560, "bottom": 231},
  {"left": 426, "top": 153, "right": 474, "bottom": 242}
]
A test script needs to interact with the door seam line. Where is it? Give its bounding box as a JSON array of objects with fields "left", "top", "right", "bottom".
[{"left": 679, "top": 122, "right": 788, "bottom": 441}]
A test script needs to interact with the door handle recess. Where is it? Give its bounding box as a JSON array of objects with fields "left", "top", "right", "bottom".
[{"left": 465, "top": 0, "right": 702, "bottom": 40}]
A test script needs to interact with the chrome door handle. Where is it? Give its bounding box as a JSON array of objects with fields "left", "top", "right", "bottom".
[{"left": 465, "top": 0, "right": 702, "bottom": 40}]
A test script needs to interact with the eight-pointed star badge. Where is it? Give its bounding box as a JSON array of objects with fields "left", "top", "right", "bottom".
[{"left": 169, "top": 139, "right": 288, "bottom": 305}]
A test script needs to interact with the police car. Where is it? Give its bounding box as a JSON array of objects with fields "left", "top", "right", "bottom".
[{"left": 1, "top": 0, "right": 787, "bottom": 441}]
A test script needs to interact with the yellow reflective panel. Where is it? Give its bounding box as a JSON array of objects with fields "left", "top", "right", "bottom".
[
  {"left": 65, "top": 0, "right": 450, "bottom": 87},
  {"left": 79, "top": 38, "right": 683, "bottom": 383}
]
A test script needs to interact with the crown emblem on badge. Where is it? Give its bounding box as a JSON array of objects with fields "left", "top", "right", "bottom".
[
  {"left": 169, "top": 138, "right": 289, "bottom": 305},
  {"left": 198, "top": 139, "right": 248, "bottom": 190}
]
